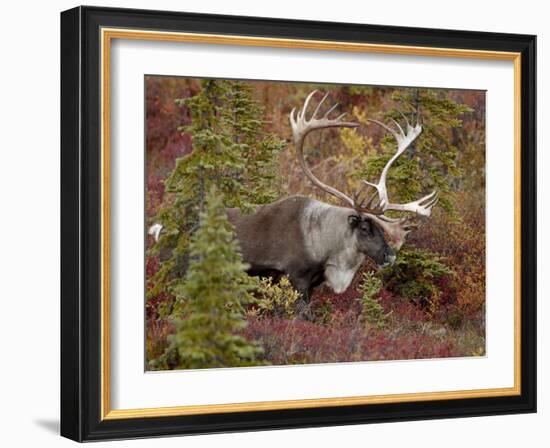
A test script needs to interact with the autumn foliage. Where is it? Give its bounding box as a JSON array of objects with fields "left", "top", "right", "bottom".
[{"left": 145, "top": 76, "right": 486, "bottom": 369}]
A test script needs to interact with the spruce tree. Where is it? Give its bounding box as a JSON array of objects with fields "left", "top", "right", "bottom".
[
  {"left": 148, "top": 79, "right": 285, "bottom": 300},
  {"left": 160, "top": 188, "right": 263, "bottom": 370},
  {"left": 226, "top": 81, "right": 286, "bottom": 205}
]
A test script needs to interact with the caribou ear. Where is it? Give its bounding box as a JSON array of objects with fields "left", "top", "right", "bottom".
[{"left": 348, "top": 215, "right": 361, "bottom": 228}]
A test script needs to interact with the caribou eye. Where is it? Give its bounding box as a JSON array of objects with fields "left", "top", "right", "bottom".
[
  {"left": 348, "top": 215, "right": 361, "bottom": 228},
  {"left": 359, "top": 219, "right": 372, "bottom": 234}
]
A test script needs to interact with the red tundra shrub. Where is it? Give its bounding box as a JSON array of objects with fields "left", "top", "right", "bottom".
[{"left": 242, "top": 311, "right": 460, "bottom": 365}]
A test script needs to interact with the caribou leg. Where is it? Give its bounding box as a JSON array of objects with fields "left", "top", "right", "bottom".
[
  {"left": 295, "top": 296, "right": 314, "bottom": 321},
  {"left": 289, "top": 273, "right": 321, "bottom": 321}
]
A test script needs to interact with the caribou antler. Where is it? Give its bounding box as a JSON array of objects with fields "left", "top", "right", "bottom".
[
  {"left": 364, "top": 115, "right": 439, "bottom": 217},
  {"left": 289, "top": 90, "right": 380, "bottom": 212},
  {"left": 289, "top": 91, "right": 439, "bottom": 250},
  {"left": 289, "top": 90, "right": 359, "bottom": 208}
]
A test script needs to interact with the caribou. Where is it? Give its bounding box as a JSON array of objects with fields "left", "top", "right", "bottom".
[{"left": 150, "top": 91, "right": 438, "bottom": 316}]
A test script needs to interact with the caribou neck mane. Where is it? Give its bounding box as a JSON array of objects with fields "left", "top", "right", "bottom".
[{"left": 300, "top": 199, "right": 365, "bottom": 293}]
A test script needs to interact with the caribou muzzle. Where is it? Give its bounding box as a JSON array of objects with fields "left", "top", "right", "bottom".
[{"left": 378, "top": 252, "right": 396, "bottom": 269}]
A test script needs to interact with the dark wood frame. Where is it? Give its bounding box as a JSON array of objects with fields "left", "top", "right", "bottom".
[{"left": 61, "top": 5, "right": 536, "bottom": 442}]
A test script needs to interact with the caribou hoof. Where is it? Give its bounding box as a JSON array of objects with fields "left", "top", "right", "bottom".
[{"left": 295, "top": 299, "right": 314, "bottom": 321}]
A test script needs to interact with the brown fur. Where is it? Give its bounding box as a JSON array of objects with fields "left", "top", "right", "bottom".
[{"left": 227, "top": 196, "right": 315, "bottom": 277}]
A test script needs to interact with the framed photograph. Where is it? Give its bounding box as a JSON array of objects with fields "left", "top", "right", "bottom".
[{"left": 60, "top": 6, "right": 536, "bottom": 442}]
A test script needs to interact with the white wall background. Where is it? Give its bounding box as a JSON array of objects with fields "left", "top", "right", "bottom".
[{"left": 0, "top": 0, "right": 545, "bottom": 446}]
